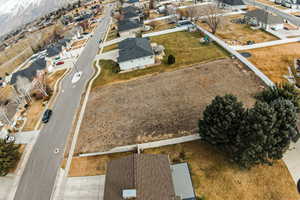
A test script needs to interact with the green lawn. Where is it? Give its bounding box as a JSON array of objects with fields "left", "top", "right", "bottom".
[
  {"left": 150, "top": 31, "right": 229, "bottom": 68},
  {"left": 93, "top": 31, "right": 228, "bottom": 88}
]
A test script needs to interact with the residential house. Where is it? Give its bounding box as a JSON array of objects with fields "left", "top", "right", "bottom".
[
  {"left": 220, "top": 0, "right": 247, "bottom": 10},
  {"left": 244, "top": 9, "right": 284, "bottom": 30},
  {"left": 45, "top": 39, "right": 70, "bottom": 69},
  {"left": 117, "top": 38, "right": 155, "bottom": 71},
  {"left": 103, "top": 154, "right": 178, "bottom": 200},
  {"left": 10, "top": 58, "right": 47, "bottom": 85},
  {"left": 127, "top": 0, "right": 140, "bottom": 6},
  {"left": 121, "top": 6, "right": 142, "bottom": 22},
  {"left": 118, "top": 19, "right": 143, "bottom": 37}
]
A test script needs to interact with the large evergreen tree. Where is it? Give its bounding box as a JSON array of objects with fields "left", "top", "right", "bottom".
[
  {"left": 0, "top": 139, "right": 20, "bottom": 176},
  {"left": 199, "top": 94, "right": 245, "bottom": 151},
  {"left": 199, "top": 93, "right": 300, "bottom": 168},
  {"left": 255, "top": 83, "right": 300, "bottom": 112}
]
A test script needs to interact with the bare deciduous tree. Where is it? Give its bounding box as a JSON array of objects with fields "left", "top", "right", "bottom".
[
  {"left": 16, "top": 76, "right": 33, "bottom": 103},
  {"left": 186, "top": 6, "right": 201, "bottom": 21},
  {"left": 201, "top": 4, "right": 223, "bottom": 34}
]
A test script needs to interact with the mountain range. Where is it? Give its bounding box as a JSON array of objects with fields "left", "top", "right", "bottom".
[{"left": 0, "top": 0, "right": 77, "bottom": 37}]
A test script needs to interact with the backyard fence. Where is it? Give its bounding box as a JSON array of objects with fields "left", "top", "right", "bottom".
[{"left": 194, "top": 23, "right": 275, "bottom": 87}]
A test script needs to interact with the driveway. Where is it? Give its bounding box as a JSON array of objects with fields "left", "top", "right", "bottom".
[
  {"left": 14, "top": 130, "right": 40, "bottom": 144},
  {"left": 283, "top": 140, "right": 300, "bottom": 184},
  {"left": 0, "top": 174, "right": 14, "bottom": 200},
  {"left": 95, "top": 49, "right": 119, "bottom": 62},
  {"left": 63, "top": 175, "right": 105, "bottom": 200}
]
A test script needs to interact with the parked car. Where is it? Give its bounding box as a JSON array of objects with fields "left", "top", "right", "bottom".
[
  {"left": 5, "top": 135, "right": 15, "bottom": 143},
  {"left": 42, "top": 109, "right": 53, "bottom": 123},
  {"left": 56, "top": 61, "right": 64, "bottom": 66}
]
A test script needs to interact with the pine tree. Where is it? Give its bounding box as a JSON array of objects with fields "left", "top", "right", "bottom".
[
  {"left": 199, "top": 94, "right": 245, "bottom": 152},
  {"left": 255, "top": 83, "right": 300, "bottom": 112},
  {"left": 0, "top": 139, "right": 20, "bottom": 176}
]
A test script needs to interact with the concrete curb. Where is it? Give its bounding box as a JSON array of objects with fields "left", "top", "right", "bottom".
[{"left": 50, "top": 15, "right": 112, "bottom": 200}]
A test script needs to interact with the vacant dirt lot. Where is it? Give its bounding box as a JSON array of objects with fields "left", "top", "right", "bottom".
[
  {"left": 75, "top": 59, "right": 264, "bottom": 154},
  {"left": 241, "top": 42, "right": 300, "bottom": 84},
  {"left": 197, "top": 15, "right": 278, "bottom": 45}
]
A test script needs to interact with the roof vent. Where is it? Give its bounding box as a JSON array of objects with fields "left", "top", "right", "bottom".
[{"left": 122, "top": 189, "right": 136, "bottom": 199}]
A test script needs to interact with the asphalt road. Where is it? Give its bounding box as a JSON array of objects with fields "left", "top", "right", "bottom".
[
  {"left": 13, "top": 6, "right": 112, "bottom": 200},
  {"left": 244, "top": 0, "right": 300, "bottom": 26}
]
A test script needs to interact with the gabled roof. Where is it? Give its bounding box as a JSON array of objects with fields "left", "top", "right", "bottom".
[
  {"left": 222, "top": 0, "right": 245, "bottom": 5},
  {"left": 122, "top": 6, "right": 140, "bottom": 14},
  {"left": 245, "top": 9, "right": 284, "bottom": 25},
  {"left": 128, "top": 0, "right": 139, "bottom": 3},
  {"left": 103, "top": 154, "right": 177, "bottom": 200},
  {"left": 118, "top": 38, "right": 154, "bottom": 63},
  {"left": 46, "top": 39, "right": 69, "bottom": 57},
  {"left": 118, "top": 19, "right": 142, "bottom": 32},
  {"left": 123, "top": 11, "right": 139, "bottom": 19},
  {"left": 10, "top": 58, "right": 47, "bottom": 85},
  {"left": 122, "top": 6, "right": 140, "bottom": 19}
]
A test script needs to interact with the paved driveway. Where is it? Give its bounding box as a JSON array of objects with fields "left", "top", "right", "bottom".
[
  {"left": 0, "top": 174, "right": 14, "bottom": 200},
  {"left": 63, "top": 175, "right": 105, "bottom": 200},
  {"left": 14, "top": 130, "right": 40, "bottom": 144},
  {"left": 283, "top": 140, "right": 300, "bottom": 184}
]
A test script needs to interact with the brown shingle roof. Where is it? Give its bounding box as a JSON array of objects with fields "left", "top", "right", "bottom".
[{"left": 103, "top": 154, "right": 177, "bottom": 200}]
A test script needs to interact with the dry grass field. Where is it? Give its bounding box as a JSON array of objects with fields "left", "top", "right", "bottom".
[
  {"left": 240, "top": 42, "right": 300, "bottom": 84},
  {"left": 63, "top": 151, "right": 134, "bottom": 177},
  {"left": 197, "top": 15, "right": 278, "bottom": 45},
  {"left": 143, "top": 141, "right": 300, "bottom": 200},
  {"left": 71, "top": 39, "right": 87, "bottom": 48},
  {"left": 75, "top": 59, "right": 264, "bottom": 154}
]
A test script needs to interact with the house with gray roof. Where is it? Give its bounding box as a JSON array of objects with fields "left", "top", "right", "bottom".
[
  {"left": 10, "top": 58, "right": 47, "bottom": 85},
  {"left": 220, "top": 0, "right": 247, "bottom": 9},
  {"left": 122, "top": 6, "right": 142, "bottom": 21},
  {"left": 118, "top": 19, "right": 143, "bottom": 37},
  {"left": 117, "top": 38, "right": 155, "bottom": 71},
  {"left": 244, "top": 9, "right": 284, "bottom": 30}
]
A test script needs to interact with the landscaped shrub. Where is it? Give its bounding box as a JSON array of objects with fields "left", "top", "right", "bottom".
[
  {"left": 255, "top": 83, "right": 300, "bottom": 112},
  {"left": 0, "top": 139, "right": 20, "bottom": 176},
  {"left": 167, "top": 55, "right": 175, "bottom": 65}
]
